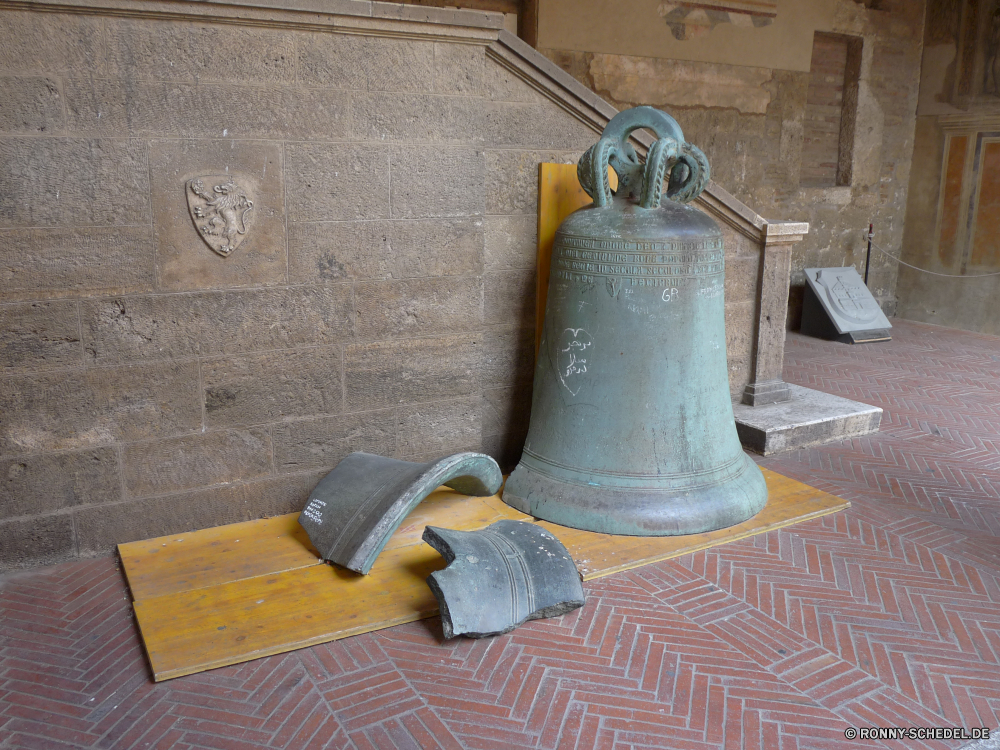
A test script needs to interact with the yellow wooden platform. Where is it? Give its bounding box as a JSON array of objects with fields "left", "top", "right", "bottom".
[{"left": 120, "top": 469, "right": 848, "bottom": 681}]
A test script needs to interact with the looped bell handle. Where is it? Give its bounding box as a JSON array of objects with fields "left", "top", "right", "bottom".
[{"left": 578, "top": 106, "right": 710, "bottom": 208}]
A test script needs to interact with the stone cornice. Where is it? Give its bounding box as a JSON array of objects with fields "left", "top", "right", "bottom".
[
  {"left": 938, "top": 112, "right": 1000, "bottom": 133},
  {"left": 0, "top": 0, "right": 503, "bottom": 40}
]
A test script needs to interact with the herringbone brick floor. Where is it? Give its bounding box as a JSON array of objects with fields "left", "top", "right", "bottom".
[{"left": 2, "top": 319, "right": 998, "bottom": 750}]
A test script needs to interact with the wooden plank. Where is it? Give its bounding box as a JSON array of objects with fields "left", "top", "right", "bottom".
[
  {"left": 536, "top": 163, "right": 616, "bottom": 354},
  {"left": 124, "top": 469, "right": 847, "bottom": 681},
  {"left": 119, "top": 486, "right": 518, "bottom": 602},
  {"left": 135, "top": 542, "right": 447, "bottom": 681},
  {"left": 119, "top": 514, "right": 322, "bottom": 601}
]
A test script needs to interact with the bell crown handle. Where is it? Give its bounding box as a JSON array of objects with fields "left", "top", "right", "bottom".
[{"left": 578, "top": 106, "right": 710, "bottom": 208}]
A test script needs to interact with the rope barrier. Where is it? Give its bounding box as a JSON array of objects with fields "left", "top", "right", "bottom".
[{"left": 867, "top": 235, "right": 1000, "bottom": 279}]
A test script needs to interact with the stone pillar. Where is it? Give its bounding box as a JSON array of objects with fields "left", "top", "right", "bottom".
[{"left": 741, "top": 221, "right": 809, "bottom": 406}]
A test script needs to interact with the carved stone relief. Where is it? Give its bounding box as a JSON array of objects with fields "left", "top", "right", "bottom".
[
  {"left": 657, "top": 1, "right": 776, "bottom": 41},
  {"left": 186, "top": 176, "right": 255, "bottom": 257}
]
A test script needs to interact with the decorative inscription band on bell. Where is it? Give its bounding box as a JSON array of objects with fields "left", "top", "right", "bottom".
[
  {"left": 555, "top": 235, "right": 724, "bottom": 282},
  {"left": 558, "top": 236, "right": 723, "bottom": 252}
]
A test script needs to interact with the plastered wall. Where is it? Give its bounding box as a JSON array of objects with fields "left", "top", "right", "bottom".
[
  {"left": 536, "top": 0, "right": 926, "bottom": 326},
  {"left": 897, "top": 0, "right": 1000, "bottom": 334}
]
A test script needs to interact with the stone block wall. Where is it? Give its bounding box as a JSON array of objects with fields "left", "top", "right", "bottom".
[
  {"left": 0, "top": 4, "right": 608, "bottom": 569},
  {"left": 0, "top": 0, "right": 793, "bottom": 570}
]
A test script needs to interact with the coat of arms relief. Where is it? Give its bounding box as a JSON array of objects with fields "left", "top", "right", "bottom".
[{"left": 186, "top": 176, "right": 255, "bottom": 257}]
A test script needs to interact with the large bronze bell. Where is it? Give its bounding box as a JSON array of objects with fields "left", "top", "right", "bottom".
[{"left": 503, "top": 106, "right": 767, "bottom": 536}]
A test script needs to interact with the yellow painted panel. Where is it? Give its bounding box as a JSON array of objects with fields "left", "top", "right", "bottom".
[
  {"left": 123, "top": 468, "right": 848, "bottom": 681},
  {"left": 971, "top": 141, "right": 1000, "bottom": 267},
  {"left": 939, "top": 135, "right": 968, "bottom": 267},
  {"left": 536, "top": 163, "right": 616, "bottom": 354}
]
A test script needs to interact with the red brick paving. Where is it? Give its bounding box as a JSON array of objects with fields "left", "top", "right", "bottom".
[{"left": 2, "top": 319, "right": 998, "bottom": 749}]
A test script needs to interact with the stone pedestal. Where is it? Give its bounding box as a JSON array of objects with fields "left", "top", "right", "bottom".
[{"left": 733, "top": 384, "right": 881, "bottom": 455}]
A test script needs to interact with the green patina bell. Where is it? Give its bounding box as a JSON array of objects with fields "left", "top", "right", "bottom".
[{"left": 503, "top": 106, "right": 768, "bottom": 536}]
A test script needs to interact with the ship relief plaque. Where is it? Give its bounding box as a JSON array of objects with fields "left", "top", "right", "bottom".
[{"left": 186, "top": 176, "right": 255, "bottom": 257}]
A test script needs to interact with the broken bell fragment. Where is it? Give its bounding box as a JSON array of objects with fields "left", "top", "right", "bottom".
[
  {"left": 299, "top": 452, "right": 503, "bottom": 575},
  {"left": 423, "top": 520, "right": 585, "bottom": 639}
]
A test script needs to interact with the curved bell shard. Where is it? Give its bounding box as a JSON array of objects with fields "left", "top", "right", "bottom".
[{"left": 299, "top": 452, "right": 503, "bottom": 574}]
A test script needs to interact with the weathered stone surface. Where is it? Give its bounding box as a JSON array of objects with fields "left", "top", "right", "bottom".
[
  {"left": 285, "top": 143, "right": 390, "bottom": 222},
  {"left": 272, "top": 410, "right": 397, "bottom": 473},
  {"left": 0, "top": 77, "right": 64, "bottom": 134},
  {"left": 201, "top": 346, "right": 343, "bottom": 428},
  {"left": 434, "top": 43, "right": 485, "bottom": 95},
  {"left": 0, "top": 11, "right": 104, "bottom": 75},
  {"left": 82, "top": 286, "right": 353, "bottom": 363},
  {"left": 370, "top": 2, "right": 501, "bottom": 27},
  {"left": 485, "top": 270, "right": 535, "bottom": 327},
  {"left": 1, "top": 448, "right": 120, "bottom": 518},
  {"left": 725, "top": 257, "right": 760, "bottom": 304},
  {"left": 479, "top": 325, "right": 535, "bottom": 389},
  {"left": 484, "top": 102, "right": 598, "bottom": 150},
  {"left": 355, "top": 277, "right": 483, "bottom": 340},
  {"left": 300, "top": 451, "right": 502, "bottom": 574},
  {"left": 725, "top": 301, "right": 756, "bottom": 397},
  {"left": 0, "top": 362, "right": 201, "bottom": 454},
  {"left": 754, "top": 243, "right": 793, "bottom": 379},
  {"left": 0, "top": 138, "right": 149, "bottom": 228},
  {"left": 298, "top": 34, "right": 434, "bottom": 92},
  {"left": 588, "top": 54, "right": 775, "bottom": 115},
  {"left": 352, "top": 92, "right": 483, "bottom": 144},
  {"left": 424, "top": 520, "right": 584, "bottom": 638},
  {"left": 0, "top": 227, "right": 155, "bottom": 301},
  {"left": 74, "top": 473, "right": 322, "bottom": 554},
  {"left": 390, "top": 146, "right": 485, "bottom": 219},
  {"left": 485, "top": 214, "right": 538, "bottom": 270},
  {"left": 1, "top": 301, "right": 81, "bottom": 372},
  {"left": 482, "top": 385, "right": 531, "bottom": 439},
  {"left": 483, "top": 59, "right": 549, "bottom": 104},
  {"left": 289, "top": 217, "right": 484, "bottom": 283},
  {"left": 149, "top": 139, "right": 286, "bottom": 291},
  {"left": 0, "top": 514, "right": 75, "bottom": 570},
  {"left": 396, "top": 396, "right": 482, "bottom": 459},
  {"left": 123, "top": 428, "right": 272, "bottom": 498},
  {"left": 719, "top": 223, "right": 758, "bottom": 259},
  {"left": 344, "top": 335, "right": 480, "bottom": 412},
  {"left": 481, "top": 431, "right": 526, "bottom": 474},
  {"left": 486, "top": 150, "right": 578, "bottom": 215},
  {"left": 107, "top": 19, "right": 296, "bottom": 84},
  {"left": 66, "top": 80, "right": 350, "bottom": 140}
]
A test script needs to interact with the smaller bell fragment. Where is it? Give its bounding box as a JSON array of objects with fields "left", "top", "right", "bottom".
[{"left": 423, "top": 520, "right": 585, "bottom": 638}]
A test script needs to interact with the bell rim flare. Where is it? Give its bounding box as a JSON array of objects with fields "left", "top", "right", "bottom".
[{"left": 503, "top": 453, "right": 767, "bottom": 537}]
